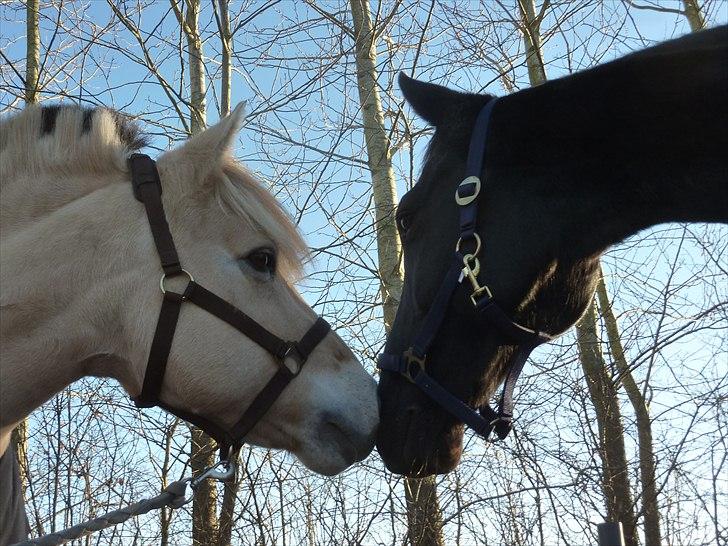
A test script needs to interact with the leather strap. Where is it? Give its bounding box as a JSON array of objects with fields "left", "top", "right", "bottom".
[
  {"left": 128, "top": 154, "right": 331, "bottom": 459},
  {"left": 134, "top": 292, "right": 184, "bottom": 408},
  {"left": 185, "top": 282, "right": 290, "bottom": 357},
  {"left": 129, "top": 154, "right": 181, "bottom": 275}
]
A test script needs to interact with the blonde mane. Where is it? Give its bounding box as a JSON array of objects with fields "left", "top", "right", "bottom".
[
  {"left": 0, "top": 104, "right": 306, "bottom": 280},
  {"left": 0, "top": 104, "right": 145, "bottom": 184}
]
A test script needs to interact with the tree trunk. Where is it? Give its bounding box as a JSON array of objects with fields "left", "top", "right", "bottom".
[
  {"left": 596, "top": 273, "right": 660, "bottom": 546},
  {"left": 348, "top": 0, "right": 403, "bottom": 330},
  {"left": 518, "top": 0, "right": 548, "bottom": 86},
  {"left": 682, "top": 0, "right": 705, "bottom": 32},
  {"left": 215, "top": 0, "right": 232, "bottom": 117},
  {"left": 404, "top": 477, "right": 445, "bottom": 546},
  {"left": 13, "top": 0, "right": 41, "bottom": 500},
  {"left": 576, "top": 302, "right": 638, "bottom": 546},
  {"left": 348, "top": 1, "right": 443, "bottom": 545},
  {"left": 25, "top": 0, "right": 40, "bottom": 104},
  {"left": 174, "top": 1, "right": 217, "bottom": 543},
  {"left": 185, "top": 0, "right": 207, "bottom": 134},
  {"left": 216, "top": 466, "right": 239, "bottom": 546},
  {"left": 190, "top": 428, "right": 219, "bottom": 545},
  {"left": 517, "top": 5, "right": 638, "bottom": 541}
]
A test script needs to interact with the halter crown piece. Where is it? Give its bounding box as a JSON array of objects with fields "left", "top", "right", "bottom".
[
  {"left": 377, "top": 99, "right": 553, "bottom": 440},
  {"left": 129, "top": 154, "right": 330, "bottom": 461}
]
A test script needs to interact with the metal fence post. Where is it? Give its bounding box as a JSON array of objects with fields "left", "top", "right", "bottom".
[{"left": 597, "top": 522, "right": 625, "bottom": 546}]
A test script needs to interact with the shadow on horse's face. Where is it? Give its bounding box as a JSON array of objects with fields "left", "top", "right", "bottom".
[{"left": 376, "top": 76, "right": 601, "bottom": 476}]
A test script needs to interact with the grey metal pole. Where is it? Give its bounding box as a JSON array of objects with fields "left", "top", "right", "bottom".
[{"left": 597, "top": 522, "right": 626, "bottom": 546}]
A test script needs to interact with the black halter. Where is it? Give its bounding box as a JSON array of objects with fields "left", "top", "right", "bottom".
[
  {"left": 128, "top": 154, "right": 331, "bottom": 460},
  {"left": 378, "top": 99, "right": 553, "bottom": 440}
]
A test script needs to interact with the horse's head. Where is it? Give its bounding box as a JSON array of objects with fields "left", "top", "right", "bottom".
[
  {"left": 376, "top": 75, "right": 601, "bottom": 476},
  {"left": 130, "top": 107, "right": 380, "bottom": 475},
  {"left": 0, "top": 104, "right": 377, "bottom": 475}
]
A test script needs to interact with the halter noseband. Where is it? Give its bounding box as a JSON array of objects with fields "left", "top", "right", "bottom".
[
  {"left": 378, "top": 99, "right": 553, "bottom": 440},
  {"left": 128, "top": 153, "right": 330, "bottom": 460}
]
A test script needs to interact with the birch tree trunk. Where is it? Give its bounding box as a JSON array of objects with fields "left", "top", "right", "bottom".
[
  {"left": 214, "top": 0, "right": 232, "bottom": 117},
  {"left": 596, "top": 273, "right": 660, "bottom": 546},
  {"left": 11, "top": 0, "right": 42, "bottom": 498},
  {"left": 518, "top": 0, "right": 548, "bottom": 86},
  {"left": 172, "top": 0, "right": 217, "bottom": 543},
  {"left": 517, "top": 3, "right": 638, "bottom": 541},
  {"left": 682, "top": 0, "right": 706, "bottom": 31},
  {"left": 213, "top": 3, "right": 238, "bottom": 543},
  {"left": 25, "top": 0, "right": 39, "bottom": 104},
  {"left": 348, "top": 1, "right": 443, "bottom": 544},
  {"left": 576, "top": 302, "right": 638, "bottom": 546},
  {"left": 184, "top": 0, "right": 207, "bottom": 135}
]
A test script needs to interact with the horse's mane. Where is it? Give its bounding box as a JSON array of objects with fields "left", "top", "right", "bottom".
[
  {"left": 0, "top": 104, "right": 147, "bottom": 183},
  {"left": 0, "top": 104, "right": 307, "bottom": 281}
]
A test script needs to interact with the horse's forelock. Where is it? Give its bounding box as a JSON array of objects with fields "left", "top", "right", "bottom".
[{"left": 215, "top": 161, "right": 308, "bottom": 283}]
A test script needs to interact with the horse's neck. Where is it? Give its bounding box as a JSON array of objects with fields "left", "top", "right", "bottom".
[
  {"left": 494, "top": 26, "right": 728, "bottom": 257},
  {"left": 0, "top": 183, "right": 145, "bottom": 434}
]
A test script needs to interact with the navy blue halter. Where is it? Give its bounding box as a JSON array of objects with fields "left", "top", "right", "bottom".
[{"left": 377, "top": 98, "right": 553, "bottom": 440}]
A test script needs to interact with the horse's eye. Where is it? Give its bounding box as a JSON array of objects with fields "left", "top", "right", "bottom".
[
  {"left": 397, "top": 214, "right": 412, "bottom": 234},
  {"left": 245, "top": 248, "right": 276, "bottom": 275}
]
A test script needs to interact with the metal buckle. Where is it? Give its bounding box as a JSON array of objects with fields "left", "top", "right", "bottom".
[
  {"left": 455, "top": 176, "right": 481, "bottom": 206},
  {"left": 160, "top": 269, "right": 194, "bottom": 296},
  {"left": 402, "top": 348, "right": 425, "bottom": 383},
  {"left": 280, "top": 343, "right": 304, "bottom": 375}
]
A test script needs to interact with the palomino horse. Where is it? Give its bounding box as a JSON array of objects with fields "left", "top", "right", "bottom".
[
  {"left": 0, "top": 104, "right": 378, "bottom": 543},
  {"left": 377, "top": 25, "right": 727, "bottom": 476}
]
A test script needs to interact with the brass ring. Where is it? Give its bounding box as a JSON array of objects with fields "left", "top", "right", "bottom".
[
  {"left": 455, "top": 176, "right": 481, "bottom": 206},
  {"left": 456, "top": 233, "right": 482, "bottom": 256},
  {"left": 160, "top": 269, "right": 194, "bottom": 294}
]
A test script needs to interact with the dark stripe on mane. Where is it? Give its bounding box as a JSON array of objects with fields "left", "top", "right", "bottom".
[
  {"left": 109, "top": 110, "right": 148, "bottom": 151},
  {"left": 82, "top": 109, "right": 93, "bottom": 133},
  {"left": 41, "top": 104, "right": 63, "bottom": 134},
  {"left": 39, "top": 104, "right": 148, "bottom": 151}
]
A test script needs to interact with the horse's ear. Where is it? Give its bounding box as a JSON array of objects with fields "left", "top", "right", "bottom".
[
  {"left": 399, "top": 73, "right": 467, "bottom": 127},
  {"left": 180, "top": 102, "right": 246, "bottom": 159},
  {"left": 158, "top": 102, "right": 247, "bottom": 188}
]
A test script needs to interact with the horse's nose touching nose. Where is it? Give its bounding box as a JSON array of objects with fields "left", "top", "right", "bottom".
[{"left": 320, "top": 410, "right": 377, "bottom": 465}]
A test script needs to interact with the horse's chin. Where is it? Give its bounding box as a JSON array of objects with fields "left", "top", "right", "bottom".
[
  {"left": 376, "top": 404, "right": 465, "bottom": 477},
  {"left": 294, "top": 447, "right": 355, "bottom": 476},
  {"left": 248, "top": 412, "right": 376, "bottom": 476},
  {"left": 294, "top": 428, "right": 374, "bottom": 476}
]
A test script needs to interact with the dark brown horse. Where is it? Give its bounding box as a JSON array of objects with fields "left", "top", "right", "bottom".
[{"left": 376, "top": 25, "right": 728, "bottom": 476}]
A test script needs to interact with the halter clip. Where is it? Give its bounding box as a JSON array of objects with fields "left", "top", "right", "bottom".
[{"left": 460, "top": 254, "right": 492, "bottom": 306}]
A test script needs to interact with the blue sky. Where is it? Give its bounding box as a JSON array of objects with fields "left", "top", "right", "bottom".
[{"left": 2, "top": 2, "right": 726, "bottom": 543}]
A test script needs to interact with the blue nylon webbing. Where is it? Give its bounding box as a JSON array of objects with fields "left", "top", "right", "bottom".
[{"left": 378, "top": 96, "right": 555, "bottom": 442}]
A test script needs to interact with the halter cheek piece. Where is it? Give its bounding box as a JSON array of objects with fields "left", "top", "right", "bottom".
[
  {"left": 378, "top": 99, "right": 553, "bottom": 440},
  {"left": 128, "top": 154, "right": 330, "bottom": 460}
]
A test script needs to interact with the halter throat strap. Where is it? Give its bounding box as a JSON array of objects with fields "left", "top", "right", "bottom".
[
  {"left": 378, "top": 98, "right": 553, "bottom": 440},
  {"left": 128, "top": 154, "right": 330, "bottom": 458}
]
